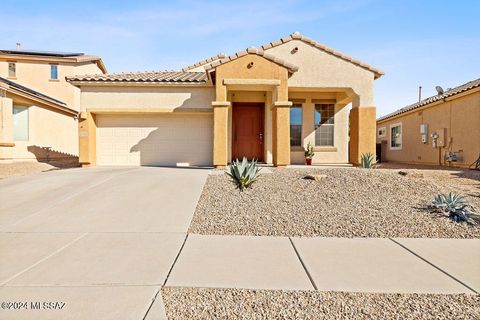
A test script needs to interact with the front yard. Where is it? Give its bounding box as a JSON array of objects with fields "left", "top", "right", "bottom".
[
  {"left": 190, "top": 166, "right": 480, "bottom": 238},
  {"left": 162, "top": 288, "right": 479, "bottom": 320}
]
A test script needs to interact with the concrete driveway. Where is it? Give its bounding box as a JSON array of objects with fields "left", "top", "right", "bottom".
[{"left": 0, "top": 166, "right": 210, "bottom": 320}]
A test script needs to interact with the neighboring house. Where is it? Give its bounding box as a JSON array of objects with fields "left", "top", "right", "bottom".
[
  {"left": 376, "top": 78, "right": 480, "bottom": 168},
  {"left": 0, "top": 49, "right": 106, "bottom": 163},
  {"left": 68, "top": 32, "right": 383, "bottom": 167}
]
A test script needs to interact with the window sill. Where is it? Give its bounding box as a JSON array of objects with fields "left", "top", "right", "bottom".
[
  {"left": 290, "top": 146, "right": 304, "bottom": 152},
  {"left": 49, "top": 79, "right": 60, "bottom": 82},
  {"left": 314, "top": 146, "right": 337, "bottom": 152},
  {"left": 291, "top": 146, "right": 338, "bottom": 152},
  {"left": 7, "top": 77, "right": 17, "bottom": 80}
]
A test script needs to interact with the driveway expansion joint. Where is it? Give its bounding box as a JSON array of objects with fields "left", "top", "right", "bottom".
[
  {"left": 288, "top": 237, "right": 318, "bottom": 290},
  {"left": 388, "top": 237, "right": 478, "bottom": 294},
  {"left": 163, "top": 233, "right": 189, "bottom": 287},
  {"left": 0, "top": 232, "right": 89, "bottom": 286},
  {"left": 142, "top": 287, "right": 161, "bottom": 320}
]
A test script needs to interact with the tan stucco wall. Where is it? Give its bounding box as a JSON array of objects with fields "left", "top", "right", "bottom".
[
  {"left": 0, "top": 60, "right": 102, "bottom": 111},
  {"left": 265, "top": 40, "right": 375, "bottom": 106},
  {"left": 79, "top": 86, "right": 215, "bottom": 112},
  {"left": 377, "top": 90, "right": 480, "bottom": 167},
  {"left": 3, "top": 104, "right": 78, "bottom": 162}
]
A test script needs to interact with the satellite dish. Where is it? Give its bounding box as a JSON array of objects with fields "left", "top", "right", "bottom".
[{"left": 435, "top": 86, "right": 444, "bottom": 95}]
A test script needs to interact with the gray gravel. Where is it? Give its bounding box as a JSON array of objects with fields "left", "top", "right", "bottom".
[
  {"left": 189, "top": 168, "right": 480, "bottom": 238},
  {"left": 162, "top": 287, "right": 480, "bottom": 320}
]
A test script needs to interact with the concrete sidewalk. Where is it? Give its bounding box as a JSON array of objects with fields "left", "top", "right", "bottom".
[{"left": 165, "top": 235, "right": 479, "bottom": 294}]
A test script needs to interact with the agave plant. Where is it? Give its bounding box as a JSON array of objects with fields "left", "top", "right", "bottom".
[
  {"left": 432, "top": 192, "right": 478, "bottom": 225},
  {"left": 225, "top": 157, "right": 261, "bottom": 191},
  {"left": 360, "top": 152, "right": 376, "bottom": 169}
]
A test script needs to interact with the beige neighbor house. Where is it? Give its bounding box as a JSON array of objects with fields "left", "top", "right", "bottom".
[
  {"left": 67, "top": 32, "right": 384, "bottom": 167},
  {"left": 0, "top": 49, "right": 106, "bottom": 164},
  {"left": 376, "top": 78, "right": 480, "bottom": 168}
]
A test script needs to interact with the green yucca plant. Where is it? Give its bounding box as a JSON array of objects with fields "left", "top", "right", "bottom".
[
  {"left": 360, "top": 152, "right": 376, "bottom": 168},
  {"left": 225, "top": 157, "right": 261, "bottom": 191},
  {"left": 432, "top": 192, "right": 478, "bottom": 225}
]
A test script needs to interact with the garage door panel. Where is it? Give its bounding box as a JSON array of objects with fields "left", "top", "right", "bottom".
[{"left": 96, "top": 114, "right": 212, "bottom": 166}]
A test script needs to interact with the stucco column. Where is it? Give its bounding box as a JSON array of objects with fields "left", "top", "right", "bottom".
[
  {"left": 349, "top": 106, "right": 376, "bottom": 164},
  {"left": 212, "top": 101, "right": 231, "bottom": 167},
  {"left": 0, "top": 96, "right": 14, "bottom": 162},
  {"left": 272, "top": 101, "right": 292, "bottom": 166},
  {"left": 78, "top": 111, "right": 97, "bottom": 166},
  {"left": 302, "top": 98, "right": 315, "bottom": 147}
]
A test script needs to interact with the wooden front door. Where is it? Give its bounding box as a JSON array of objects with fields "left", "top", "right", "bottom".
[{"left": 232, "top": 103, "right": 264, "bottom": 161}]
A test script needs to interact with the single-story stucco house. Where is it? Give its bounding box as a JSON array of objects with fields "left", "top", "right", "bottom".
[
  {"left": 0, "top": 49, "right": 106, "bottom": 164},
  {"left": 376, "top": 78, "right": 480, "bottom": 167},
  {"left": 67, "top": 32, "right": 384, "bottom": 167}
]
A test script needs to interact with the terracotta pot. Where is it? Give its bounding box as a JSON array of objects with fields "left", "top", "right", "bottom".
[{"left": 305, "top": 158, "right": 312, "bottom": 165}]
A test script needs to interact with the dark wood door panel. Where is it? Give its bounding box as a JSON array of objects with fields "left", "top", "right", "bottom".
[{"left": 232, "top": 103, "right": 264, "bottom": 161}]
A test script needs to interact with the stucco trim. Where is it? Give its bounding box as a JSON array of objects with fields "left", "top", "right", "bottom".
[
  {"left": 314, "top": 146, "right": 338, "bottom": 152},
  {"left": 87, "top": 108, "right": 213, "bottom": 114},
  {"left": 212, "top": 101, "right": 232, "bottom": 107},
  {"left": 273, "top": 101, "right": 293, "bottom": 107},
  {"left": 223, "top": 78, "right": 281, "bottom": 86},
  {"left": 0, "top": 142, "right": 15, "bottom": 147},
  {"left": 204, "top": 48, "right": 299, "bottom": 73}
]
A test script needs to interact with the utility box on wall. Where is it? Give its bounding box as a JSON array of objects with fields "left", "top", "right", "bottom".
[
  {"left": 420, "top": 124, "right": 428, "bottom": 143},
  {"left": 435, "top": 128, "right": 446, "bottom": 147}
]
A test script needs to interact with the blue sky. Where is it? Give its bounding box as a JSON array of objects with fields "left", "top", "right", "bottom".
[{"left": 1, "top": 0, "right": 479, "bottom": 116}]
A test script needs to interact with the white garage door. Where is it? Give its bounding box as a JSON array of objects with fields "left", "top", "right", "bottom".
[{"left": 96, "top": 114, "right": 213, "bottom": 166}]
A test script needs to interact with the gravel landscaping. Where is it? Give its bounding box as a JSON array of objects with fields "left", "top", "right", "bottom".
[
  {"left": 189, "top": 167, "right": 480, "bottom": 238},
  {"left": 0, "top": 161, "right": 58, "bottom": 179},
  {"left": 162, "top": 287, "right": 480, "bottom": 320}
]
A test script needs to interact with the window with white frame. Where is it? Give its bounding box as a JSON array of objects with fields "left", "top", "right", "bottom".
[
  {"left": 290, "top": 104, "right": 302, "bottom": 147},
  {"left": 13, "top": 106, "right": 29, "bottom": 141},
  {"left": 8, "top": 62, "right": 16, "bottom": 78},
  {"left": 377, "top": 127, "right": 386, "bottom": 138},
  {"left": 390, "top": 123, "right": 402, "bottom": 149},
  {"left": 314, "top": 104, "right": 334, "bottom": 146},
  {"left": 50, "top": 65, "right": 58, "bottom": 80}
]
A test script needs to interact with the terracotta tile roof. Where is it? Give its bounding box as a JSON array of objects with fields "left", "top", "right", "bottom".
[
  {"left": 377, "top": 78, "right": 480, "bottom": 122},
  {"left": 261, "top": 32, "right": 384, "bottom": 79},
  {"left": 182, "top": 53, "right": 226, "bottom": 71},
  {"left": 67, "top": 71, "right": 208, "bottom": 83},
  {"left": 204, "top": 47, "right": 299, "bottom": 73}
]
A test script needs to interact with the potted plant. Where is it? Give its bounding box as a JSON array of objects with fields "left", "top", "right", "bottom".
[{"left": 304, "top": 142, "right": 315, "bottom": 165}]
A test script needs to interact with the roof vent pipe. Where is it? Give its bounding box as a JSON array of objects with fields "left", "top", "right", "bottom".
[{"left": 418, "top": 86, "right": 422, "bottom": 102}]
